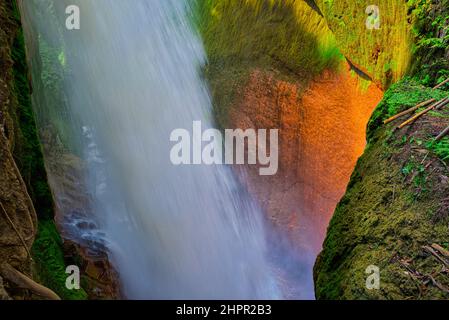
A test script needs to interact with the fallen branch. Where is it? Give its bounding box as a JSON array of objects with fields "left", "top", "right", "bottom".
[
  {"left": 398, "top": 98, "right": 449, "bottom": 129},
  {"left": 435, "top": 98, "right": 449, "bottom": 111},
  {"left": 433, "top": 78, "right": 449, "bottom": 90},
  {"left": 0, "top": 200, "right": 32, "bottom": 260},
  {"left": 384, "top": 98, "right": 436, "bottom": 124},
  {"left": 423, "top": 246, "right": 449, "bottom": 268},
  {"left": 432, "top": 244, "right": 449, "bottom": 259},
  {"left": 435, "top": 124, "right": 449, "bottom": 142},
  {"left": 427, "top": 274, "right": 449, "bottom": 294},
  {"left": 0, "top": 263, "right": 61, "bottom": 300},
  {"left": 399, "top": 258, "right": 449, "bottom": 295}
]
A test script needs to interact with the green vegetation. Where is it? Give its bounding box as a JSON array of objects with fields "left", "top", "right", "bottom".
[
  {"left": 315, "top": 69, "right": 449, "bottom": 300},
  {"left": 196, "top": 0, "right": 342, "bottom": 76},
  {"left": 32, "top": 220, "right": 88, "bottom": 300},
  {"left": 9, "top": 0, "right": 87, "bottom": 299},
  {"left": 409, "top": 0, "right": 449, "bottom": 87},
  {"left": 427, "top": 137, "right": 449, "bottom": 162},
  {"left": 10, "top": 2, "right": 53, "bottom": 220},
  {"left": 315, "top": 124, "right": 449, "bottom": 299},
  {"left": 367, "top": 77, "right": 447, "bottom": 142},
  {"left": 316, "top": 0, "right": 413, "bottom": 88}
]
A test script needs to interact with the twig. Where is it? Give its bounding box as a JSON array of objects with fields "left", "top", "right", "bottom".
[
  {"left": 423, "top": 246, "right": 449, "bottom": 268},
  {"left": 384, "top": 99, "right": 436, "bottom": 124},
  {"left": 437, "top": 156, "right": 449, "bottom": 172},
  {"left": 421, "top": 152, "right": 430, "bottom": 165},
  {"left": 398, "top": 98, "right": 449, "bottom": 129},
  {"left": 433, "top": 78, "right": 449, "bottom": 90},
  {"left": 435, "top": 124, "right": 449, "bottom": 141},
  {"left": 0, "top": 263, "right": 60, "bottom": 300},
  {"left": 399, "top": 258, "right": 449, "bottom": 295},
  {"left": 0, "top": 200, "right": 32, "bottom": 261},
  {"left": 427, "top": 274, "right": 449, "bottom": 294},
  {"left": 432, "top": 244, "right": 449, "bottom": 259}
]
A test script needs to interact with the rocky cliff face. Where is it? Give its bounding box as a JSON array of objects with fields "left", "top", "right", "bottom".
[
  {"left": 314, "top": 78, "right": 449, "bottom": 300},
  {"left": 197, "top": 0, "right": 383, "bottom": 294},
  {"left": 200, "top": 0, "right": 449, "bottom": 300},
  {"left": 315, "top": 0, "right": 413, "bottom": 89},
  {"left": 0, "top": 0, "right": 43, "bottom": 299},
  {"left": 0, "top": 0, "right": 117, "bottom": 300},
  {"left": 314, "top": 0, "right": 449, "bottom": 299}
]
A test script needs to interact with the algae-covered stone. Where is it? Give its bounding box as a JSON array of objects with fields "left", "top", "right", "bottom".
[{"left": 316, "top": 0, "right": 413, "bottom": 88}]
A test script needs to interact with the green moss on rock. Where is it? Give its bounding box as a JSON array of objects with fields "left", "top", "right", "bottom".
[
  {"left": 32, "top": 220, "right": 88, "bottom": 300},
  {"left": 314, "top": 78, "right": 449, "bottom": 300},
  {"left": 10, "top": 17, "right": 54, "bottom": 220},
  {"left": 316, "top": 0, "right": 414, "bottom": 88},
  {"left": 7, "top": 0, "right": 87, "bottom": 299},
  {"left": 367, "top": 78, "right": 447, "bottom": 142}
]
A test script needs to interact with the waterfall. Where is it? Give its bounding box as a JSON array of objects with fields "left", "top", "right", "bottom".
[{"left": 19, "top": 0, "right": 278, "bottom": 299}]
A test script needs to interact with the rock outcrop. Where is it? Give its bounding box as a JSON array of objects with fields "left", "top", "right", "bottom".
[
  {"left": 0, "top": 0, "right": 39, "bottom": 297},
  {"left": 315, "top": 0, "right": 413, "bottom": 89},
  {"left": 198, "top": 0, "right": 383, "bottom": 288},
  {"left": 314, "top": 0, "right": 449, "bottom": 299}
]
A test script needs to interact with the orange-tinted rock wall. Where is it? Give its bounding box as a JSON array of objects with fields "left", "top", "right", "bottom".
[{"left": 228, "top": 64, "right": 383, "bottom": 255}]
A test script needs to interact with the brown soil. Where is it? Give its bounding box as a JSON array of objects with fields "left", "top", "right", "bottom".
[{"left": 228, "top": 63, "right": 383, "bottom": 255}]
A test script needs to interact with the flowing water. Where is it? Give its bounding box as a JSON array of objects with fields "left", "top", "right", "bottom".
[{"left": 19, "top": 0, "right": 279, "bottom": 299}]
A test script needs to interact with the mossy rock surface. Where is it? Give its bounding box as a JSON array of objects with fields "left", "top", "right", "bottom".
[
  {"left": 316, "top": 0, "right": 413, "bottom": 88},
  {"left": 195, "top": 0, "right": 343, "bottom": 126},
  {"left": 1, "top": 0, "right": 88, "bottom": 300},
  {"left": 314, "top": 79, "right": 449, "bottom": 300},
  {"left": 32, "top": 220, "right": 88, "bottom": 300}
]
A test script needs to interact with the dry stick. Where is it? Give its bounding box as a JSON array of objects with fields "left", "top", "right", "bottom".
[
  {"left": 398, "top": 98, "right": 449, "bottom": 129},
  {"left": 433, "top": 78, "right": 449, "bottom": 90},
  {"left": 0, "top": 200, "right": 32, "bottom": 260},
  {"left": 435, "top": 98, "right": 449, "bottom": 110},
  {"left": 384, "top": 98, "right": 436, "bottom": 124},
  {"left": 427, "top": 274, "right": 449, "bottom": 294},
  {"left": 423, "top": 246, "right": 449, "bottom": 268},
  {"left": 0, "top": 263, "right": 61, "bottom": 300},
  {"left": 435, "top": 125, "right": 449, "bottom": 142},
  {"left": 432, "top": 244, "right": 449, "bottom": 258}
]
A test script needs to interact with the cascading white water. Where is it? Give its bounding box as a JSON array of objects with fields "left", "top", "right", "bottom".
[{"left": 20, "top": 0, "right": 278, "bottom": 299}]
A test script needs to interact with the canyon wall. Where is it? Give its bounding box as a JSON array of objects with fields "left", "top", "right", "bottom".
[
  {"left": 198, "top": 0, "right": 383, "bottom": 281},
  {"left": 1, "top": 0, "right": 447, "bottom": 300},
  {"left": 314, "top": 0, "right": 449, "bottom": 299},
  {"left": 315, "top": 0, "right": 413, "bottom": 88},
  {"left": 0, "top": 0, "right": 56, "bottom": 299},
  {"left": 1, "top": 0, "right": 110, "bottom": 300}
]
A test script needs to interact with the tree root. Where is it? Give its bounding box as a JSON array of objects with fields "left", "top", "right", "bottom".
[
  {"left": 0, "top": 130, "right": 37, "bottom": 240},
  {"left": 0, "top": 263, "right": 60, "bottom": 300},
  {"left": 435, "top": 124, "right": 449, "bottom": 142},
  {"left": 0, "top": 276, "right": 11, "bottom": 300},
  {"left": 0, "top": 200, "right": 32, "bottom": 260}
]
